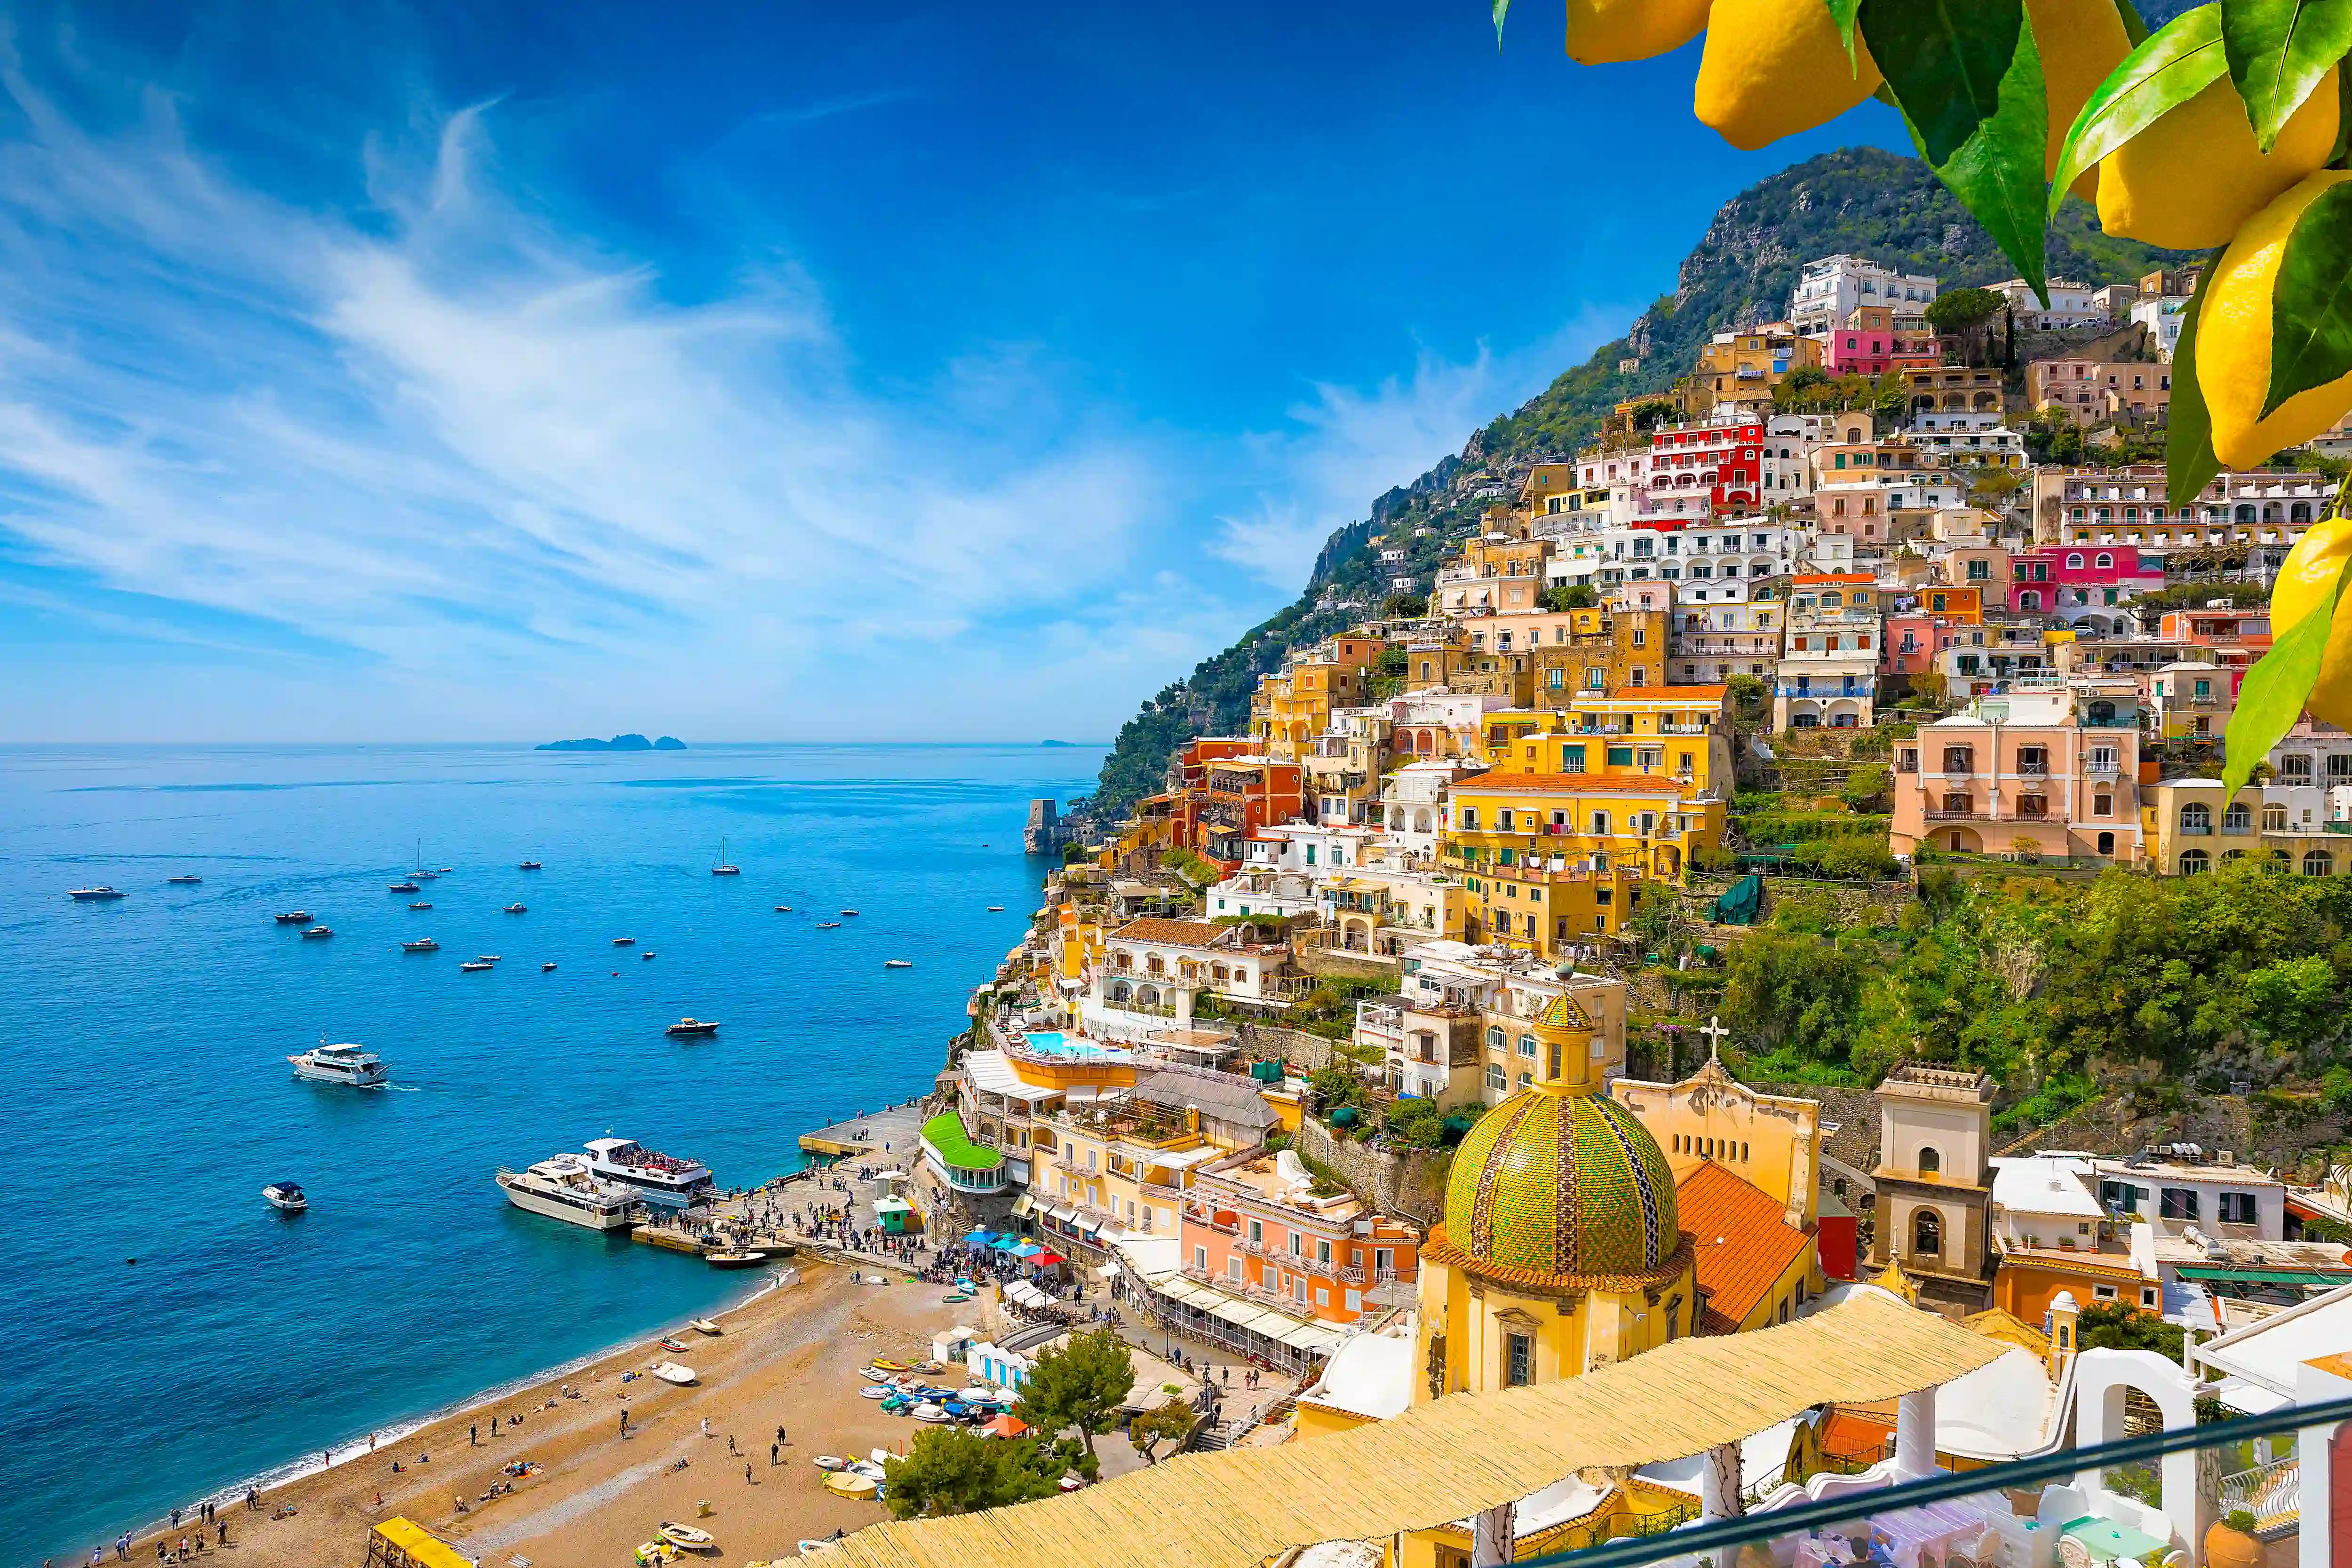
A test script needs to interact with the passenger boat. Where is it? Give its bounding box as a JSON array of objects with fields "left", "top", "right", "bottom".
[
  {"left": 665, "top": 1018, "right": 720, "bottom": 1037},
  {"left": 504, "top": 903, "right": 526, "bottom": 914},
  {"left": 657, "top": 1522, "right": 716, "bottom": 1553},
  {"left": 402, "top": 938, "right": 439, "bottom": 952},
  {"left": 262, "top": 1181, "right": 308, "bottom": 1212},
  {"left": 710, "top": 838, "right": 740, "bottom": 876},
  {"left": 302, "top": 925, "right": 333, "bottom": 940},
  {"left": 704, "top": 1250, "right": 766, "bottom": 1268},
  {"left": 69, "top": 886, "right": 125, "bottom": 900},
  {"left": 882, "top": 959, "right": 912, "bottom": 969},
  {"left": 289, "top": 1039, "right": 388, "bottom": 1086},
  {"left": 519, "top": 860, "right": 542, "bottom": 871},
  {"left": 583, "top": 1137, "right": 714, "bottom": 1208},
  {"left": 460, "top": 960, "right": 493, "bottom": 972},
  {"left": 274, "top": 911, "right": 311, "bottom": 923},
  {"left": 388, "top": 881, "right": 420, "bottom": 894},
  {"left": 651, "top": 1362, "right": 697, "bottom": 1386},
  {"left": 612, "top": 936, "right": 635, "bottom": 947},
  {"left": 168, "top": 874, "right": 202, "bottom": 886},
  {"left": 495, "top": 1156, "right": 635, "bottom": 1231}
]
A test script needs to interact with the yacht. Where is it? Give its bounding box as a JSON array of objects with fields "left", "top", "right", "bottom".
[
  {"left": 882, "top": 959, "right": 913, "bottom": 969},
  {"left": 986, "top": 905, "right": 1003, "bottom": 912},
  {"left": 168, "top": 874, "right": 202, "bottom": 886},
  {"left": 710, "top": 838, "right": 740, "bottom": 876},
  {"left": 262, "top": 1181, "right": 308, "bottom": 1213},
  {"left": 612, "top": 936, "right": 636, "bottom": 947},
  {"left": 519, "top": 860, "right": 542, "bottom": 871},
  {"left": 389, "top": 881, "right": 420, "bottom": 894},
  {"left": 302, "top": 925, "right": 333, "bottom": 940},
  {"left": 288, "top": 1040, "right": 388, "bottom": 1087},
  {"left": 840, "top": 909, "right": 859, "bottom": 917},
  {"left": 408, "top": 901, "right": 432, "bottom": 911},
  {"left": 816, "top": 921, "right": 842, "bottom": 929},
  {"left": 541, "top": 962, "right": 557, "bottom": 972},
  {"left": 274, "top": 911, "right": 311, "bottom": 924},
  {"left": 402, "top": 938, "right": 439, "bottom": 952},
  {"left": 774, "top": 905, "right": 793, "bottom": 912},
  {"left": 495, "top": 1155, "right": 636, "bottom": 1231},
  {"left": 69, "top": 886, "right": 126, "bottom": 901},
  {"left": 504, "top": 903, "right": 526, "bottom": 914},
  {"left": 583, "top": 1137, "right": 714, "bottom": 1210},
  {"left": 665, "top": 1018, "right": 720, "bottom": 1037},
  {"left": 460, "top": 960, "right": 494, "bottom": 972}
]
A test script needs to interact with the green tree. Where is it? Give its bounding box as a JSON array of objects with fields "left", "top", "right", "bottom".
[
  {"left": 1540, "top": 583, "right": 1598, "bottom": 611},
  {"left": 1628, "top": 398, "right": 1677, "bottom": 431},
  {"left": 1923, "top": 286, "right": 2004, "bottom": 364},
  {"left": 1381, "top": 593, "right": 1428, "bottom": 618},
  {"left": 1127, "top": 1398, "right": 1198, "bottom": 1463},
  {"left": 882, "top": 1428, "right": 1075, "bottom": 1518},
  {"left": 2075, "top": 1301, "right": 2184, "bottom": 1361},
  {"left": 1840, "top": 762, "right": 1892, "bottom": 813},
  {"left": 1817, "top": 836, "right": 1898, "bottom": 880},
  {"left": 1015, "top": 1327, "right": 1136, "bottom": 1465}
]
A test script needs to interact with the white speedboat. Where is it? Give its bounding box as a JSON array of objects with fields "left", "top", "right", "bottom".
[
  {"left": 882, "top": 959, "right": 912, "bottom": 969},
  {"left": 504, "top": 903, "right": 526, "bottom": 914},
  {"left": 262, "top": 1181, "right": 307, "bottom": 1212},
  {"left": 302, "top": 925, "right": 333, "bottom": 939},
  {"left": 612, "top": 936, "right": 635, "bottom": 947},
  {"left": 288, "top": 1040, "right": 388, "bottom": 1087},
  {"left": 69, "top": 886, "right": 125, "bottom": 900},
  {"left": 496, "top": 1155, "right": 636, "bottom": 1230},
  {"left": 584, "top": 1137, "right": 715, "bottom": 1209},
  {"left": 541, "top": 962, "right": 556, "bottom": 972},
  {"left": 651, "top": 1362, "right": 697, "bottom": 1386},
  {"left": 689, "top": 1318, "right": 721, "bottom": 1335},
  {"left": 460, "top": 960, "right": 493, "bottom": 972}
]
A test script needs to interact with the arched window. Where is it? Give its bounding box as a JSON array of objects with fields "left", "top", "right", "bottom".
[
  {"left": 2180, "top": 849, "right": 2211, "bottom": 875},
  {"left": 2066, "top": 553, "right": 2084, "bottom": 569},
  {"left": 1136, "top": 985, "right": 1159, "bottom": 1006},
  {"left": 1486, "top": 1026, "right": 1505, "bottom": 1050},
  {"left": 1110, "top": 980, "right": 1132, "bottom": 1002},
  {"left": 1517, "top": 1033, "right": 1539, "bottom": 1059},
  {"left": 1210, "top": 963, "right": 1230, "bottom": 982},
  {"left": 2307, "top": 850, "right": 2335, "bottom": 877},
  {"left": 1145, "top": 954, "right": 1165, "bottom": 976},
  {"left": 2096, "top": 553, "right": 2114, "bottom": 569},
  {"left": 1914, "top": 1209, "right": 1944, "bottom": 1257},
  {"left": 2179, "top": 802, "right": 2211, "bottom": 832},
  {"left": 2019, "top": 591, "right": 2041, "bottom": 611},
  {"left": 2224, "top": 802, "right": 2252, "bottom": 832},
  {"left": 1919, "top": 1146, "right": 1941, "bottom": 1178}
]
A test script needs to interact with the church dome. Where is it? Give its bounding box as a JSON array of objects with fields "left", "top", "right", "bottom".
[{"left": 1440, "top": 1086, "right": 1684, "bottom": 1288}]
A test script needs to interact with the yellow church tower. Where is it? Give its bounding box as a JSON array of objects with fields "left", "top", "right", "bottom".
[{"left": 1414, "top": 993, "right": 1698, "bottom": 1402}]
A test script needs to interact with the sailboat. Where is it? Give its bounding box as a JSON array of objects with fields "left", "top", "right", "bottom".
[
  {"left": 710, "top": 838, "right": 740, "bottom": 876},
  {"left": 408, "top": 839, "right": 438, "bottom": 880}
]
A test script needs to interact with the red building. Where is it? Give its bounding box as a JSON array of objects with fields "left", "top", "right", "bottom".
[
  {"left": 1648, "top": 416, "right": 1764, "bottom": 512},
  {"left": 1165, "top": 738, "right": 1303, "bottom": 869}
]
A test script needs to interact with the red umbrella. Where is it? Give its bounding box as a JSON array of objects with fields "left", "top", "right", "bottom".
[{"left": 1033, "top": 1251, "right": 1065, "bottom": 1266}]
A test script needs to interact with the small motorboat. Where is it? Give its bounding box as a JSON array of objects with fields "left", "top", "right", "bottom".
[
  {"left": 460, "top": 960, "right": 494, "bottom": 972},
  {"left": 911, "top": 1403, "right": 950, "bottom": 1423},
  {"left": 519, "top": 860, "right": 542, "bottom": 871},
  {"left": 633, "top": 1541, "right": 680, "bottom": 1568},
  {"left": 960, "top": 1386, "right": 996, "bottom": 1403},
  {"left": 858, "top": 1367, "right": 893, "bottom": 1384},
  {"left": 657, "top": 1522, "right": 716, "bottom": 1554},
  {"left": 658, "top": 1337, "right": 691, "bottom": 1353},
  {"left": 408, "top": 901, "right": 432, "bottom": 910},
  {"left": 262, "top": 1181, "right": 308, "bottom": 1212},
  {"left": 986, "top": 905, "right": 1003, "bottom": 912},
  {"left": 869, "top": 1359, "right": 911, "bottom": 1372},
  {"left": 882, "top": 959, "right": 912, "bottom": 969},
  {"left": 666, "top": 1018, "right": 720, "bottom": 1037},
  {"left": 651, "top": 1362, "right": 697, "bottom": 1386},
  {"left": 168, "top": 874, "right": 202, "bottom": 886},
  {"left": 774, "top": 905, "right": 793, "bottom": 912},
  {"left": 69, "top": 886, "right": 125, "bottom": 900},
  {"left": 402, "top": 938, "right": 439, "bottom": 952},
  {"left": 704, "top": 1250, "right": 766, "bottom": 1268},
  {"left": 942, "top": 1292, "right": 969, "bottom": 1305},
  {"left": 274, "top": 911, "right": 311, "bottom": 923},
  {"left": 812, "top": 1455, "right": 848, "bottom": 1472},
  {"left": 688, "top": 1318, "right": 721, "bottom": 1335},
  {"left": 301, "top": 925, "right": 333, "bottom": 940},
  {"left": 388, "top": 881, "right": 420, "bottom": 894},
  {"left": 476, "top": 954, "right": 502, "bottom": 962},
  {"left": 815, "top": 921, "right": 841, "bottom": 930},
  {"left": 823, "top": 1471, "right": 878, "bottom": 1499},
  {"left": 504, "top": 903, "right": 526, "bottom": 914},
  {"left": 840, "top": 909, "right": 859, "bottom": 917},
  {"left": 541, "top": 962, "right": 557, "bottom": 972},
  {"left": 641, "top": 951, "right": 656, "bottom": 960},
  {"left": 612, "top": 936, "right": 635, "bottom": 947},
  {"left": 437, "top": 867, "right": 452, "bottom": 874},
  {"left": 858, "top": 1385, "right": 891, "bottom": 1400}
]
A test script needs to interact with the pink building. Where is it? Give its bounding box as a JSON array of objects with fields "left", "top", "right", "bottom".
[
  {"left": 2006, "top": 543, "right": 2164, "bottom": 625},
  {"left": 1891, "top": 677, "right": 2145, "bottom": 862},
  {"left": 1823, "top": 306, "right": 1942, "bottom": 378},
  {"left": 1883, "top": 614, "right": 1982, "bottom": 677}
]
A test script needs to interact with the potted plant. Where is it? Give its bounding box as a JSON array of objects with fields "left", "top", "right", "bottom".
[{"left": 2205, "top": 1509, "right": 2265, "bottom": 1568}]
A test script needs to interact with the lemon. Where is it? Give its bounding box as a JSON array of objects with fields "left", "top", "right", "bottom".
[
  {"left": 2198, "top": 171, "right": 2352, "bottom": 468},
  {"left": 1695, "top": 0, "right": 1880, "bottom": 150},
  {"left": 2030, "top": 0, "right": 2131, "bottom": 199},
  {"left": 2097, "top": 77, "right": 2339, "bottom": 248},
  {"left": 1565, "top": 0, "right": 1711, "bottom": 64},
  {"left": 2266, "top": 514, "right": 2352, "bottom": 730}
]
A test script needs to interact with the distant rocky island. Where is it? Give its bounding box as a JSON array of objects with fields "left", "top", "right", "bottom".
[{"left": 536, "top": 734, "right": 686, "bottom": 752}]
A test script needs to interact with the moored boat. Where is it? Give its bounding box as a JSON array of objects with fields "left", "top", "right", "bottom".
[
  {"left": 262, "top": 1181, "right": 307, "bottom": 1212},
  {"left": 388, "top": 881, "right": 420, "bottom": 894},
  {"left": 273, "top": 910, "right": 311, "bottom": 923},
  {"left": 584, "top": 1137, "right": 714, "bottom": 1208},
  {"left": 402, "top": 937, "right": 439, "bottom": 952},
  {"left": 612, "top": 936, "right": 635, "bottom": 947},
  {"left": 409, "top": 901, "right": 432, "bottom": 910},
  {"left": 665, "top": 1018, "right": 720, "bottom": 1037},
  {"left": 496, "top": 1155, "right": 635, "bottom": 1230},
  {"left": 69, "top": 886, "right": 125, "bottom": 900},
  {"left": 882, "top": 959, "right": 912, "bottom": 969},
  {"left": 168, "top": 874, "right": 202, "bottom": 886},
  {"left": 302, "top": 925, "right": 333, "bottom": 939},
  {"left": 460, "top": 960, "right": 493, "bottom": 972},
  {"left": 840, "top": 909, "right": 858, "bottom": 917},
  {"left": 518, "top": 860, "right": 542, "bottom": 871},
  {"left": 704, "top": 1250, "right": 766, "bottom": 1268},
  {"left": 504, "top": 903, "right": 526, "bottom": 914},
  {"left": 710, "top": 838, "right": 741, "bottom": 876},
  {"left": 541, "top": 961, "right": 556, "bottom": 972}
]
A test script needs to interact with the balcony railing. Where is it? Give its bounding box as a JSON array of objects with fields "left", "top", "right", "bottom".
[{"left": 2217, "top": 1454, "right": 2299, "bottom": 1532}]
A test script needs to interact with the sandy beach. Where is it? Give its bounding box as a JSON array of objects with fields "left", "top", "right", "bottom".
[{"left": 113, "top": 1263, "right": 966, "bottom": 1568}]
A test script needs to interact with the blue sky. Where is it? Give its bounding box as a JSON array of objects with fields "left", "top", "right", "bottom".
[{"left": 0, "top": 1, "right": 1903, "bottom": 742}]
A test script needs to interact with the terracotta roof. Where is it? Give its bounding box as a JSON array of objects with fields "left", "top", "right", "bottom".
[
  {"left": 1451, "top": 772, "right": 1700, "bottom": 797},
  {"left": 1678, "top": 1161, "right": 1814, "bottom": 1333},
  {"left": 1112, "top": 918, "right": 1224, "bottom": 948}
]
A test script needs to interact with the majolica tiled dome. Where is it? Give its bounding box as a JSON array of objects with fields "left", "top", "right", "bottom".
[{"left": 1442, "top": 1087, "right": 1681, "bottom": 1287}]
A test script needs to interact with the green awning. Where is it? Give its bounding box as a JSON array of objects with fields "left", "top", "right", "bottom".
[{"left": 2174, "top": 1265, "right": 2352, "bottom": 1286}]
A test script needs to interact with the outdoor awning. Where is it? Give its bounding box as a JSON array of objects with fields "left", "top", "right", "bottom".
[
  {"left": 1012, "top": 1242, "right": 1043, "bottom": 1258},
  {"left": 1273, "top": 1319, "right": 1343, "bottom": 1352},
  {"left": 992, "top": 1236, "right": 1023, "bottom": 1251},
  {"left": 1033, "top": 1251, "right": 1066, "bottom": 1266},
  {"left": 2176, "top": 1265, "right": 2352, "bottom": 1286},
  {"left": 1009, "top": 1195, "right": 1034, "bottom": 1218},
  {"left": 1047, "top": 1205, "right": 1077, "bottom": 1224},
  {"left": 963, "top": 1228, "right": 995, "bottom": 1244},
  {"left": 1094, "top": 1264, "right": 1120, "bottom": 1280},
  {"left": 873, "top": 1196, "right": 913, "bottom": 1214}
]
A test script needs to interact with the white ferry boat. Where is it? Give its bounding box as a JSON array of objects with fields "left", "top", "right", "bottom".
[
  {"left": 583, "top": 1137, "right": 714, "bottom": 1210},
  {"left": 496, "top": 1155, "right": 636, "bottom": 1231},
  {"left": 288, "top": 1039, "right": 389, "bottom": 1087}
]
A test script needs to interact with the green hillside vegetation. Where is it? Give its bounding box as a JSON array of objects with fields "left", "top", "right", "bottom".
[{"left": 1087, "top": 148, "right": 2193, "bottom": 818}]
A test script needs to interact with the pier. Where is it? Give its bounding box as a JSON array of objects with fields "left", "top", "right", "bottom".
[{"left": 796, "top": 1101, "right": 927, "bottom": 1160}]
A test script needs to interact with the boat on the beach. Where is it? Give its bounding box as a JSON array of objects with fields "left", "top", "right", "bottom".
[
  {"left": 584, "top": 1137, "right": 714, "bottom": 1209},
  {"left": 289, "top": 1039, "right": 388, "bottom": 1087},
  {"left": 665, "top": 1018, "right": 720, "bottom": 1037},
  {"left": 658, "top": 1522, "right": 717, "bottom": 1553},
  {"left": 710, "top": 838, "right": 740, "bottom": 876},
  {"left": 262, "top": 1180, "right": 308, "bottom": 1212},
  {"left": 857, "top": 1385, "right": 892, "bottom": 1400},
  {"left": 658, "top": 1336, "right": 691, "bottom": 1353},
  {"left": 612, "top": 936, "right": 635, "bottom": 946},
  {"left": 504, "top": 903, "right": 526, "bottom": 914},
  {"left": 496, "top": 1155, "right": 635, "bottom": 1231},
  {"left": 302, "top": 925, "right": 333, "bottom": 939},
  {"left": 69, "top": 886, "right": 126, "bottom": 900},
  {"left": 651, "top": 1361, "right": 697, "bottom": 1386},
  {"left": 882, "top": 959, "right": 912, "bottom": 969},
  {"left": 911, "top": 1403, "right": 950, "bottom": 1423},
  {"left": 168, "top": 874, "right": 202, "bottom": 885},
  {"left": 460, "top": 960, "right": 494, "bottom": 972},
  {"left": 402, "top": 938, "right": 439, "bottom": 952},
  {"left": 274, "top": 910, "right": 311, "bottom": 923},
  {"left": 812, "top": 1455, "right": 848, "bottom": 1471},
  {"left": 519, "top": 859, "right": 542, "bottom": 871},
  {"left": 858, "top": 1367, "right": 893, "bottom": 1384},
  {"left": 869, "top": 1359, "right": 911, "bottom": 1372},
  {"left": 823, "top": 1471, "right": 879, "bottom": 1499},
  {"left": 704, "top": 1249, "right": 766, "bottom": 1268},
  {"left": 689, "top": 1318, "right": 721, "bottom": 1335}
]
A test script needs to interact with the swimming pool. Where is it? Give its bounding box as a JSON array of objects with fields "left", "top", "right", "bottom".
[{"left": 1023, "top": 1030, "right": 1120, "bottom": 1059}]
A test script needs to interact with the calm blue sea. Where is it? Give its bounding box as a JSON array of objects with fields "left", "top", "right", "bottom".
[{"left": 0, "top": 742, "right": 1100, "bottom": 1566}]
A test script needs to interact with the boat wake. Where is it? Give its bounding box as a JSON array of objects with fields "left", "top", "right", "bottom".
[{"left": 383, "top": 1084, "right": 425, "bottom": 1093}]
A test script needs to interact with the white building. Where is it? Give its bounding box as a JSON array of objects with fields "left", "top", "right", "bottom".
[
  {"left": 1790, "top": 254, "right": 1939, "bottom": 337},
  {"left": 1672, "top": 597, "right": 1785, "bottom": 683},
  {"left": 1991, "top": 277, "right": 2108, "bottom": 331},
  {"left": 2130, "top": 295, "right": 2187, "bottom": 361},
  {"left": 1908, "top": 413, "right": 2028, "bottom": 468},
  {"left": 1379, "top": 758, "right": 1490, "bottom": 865}
]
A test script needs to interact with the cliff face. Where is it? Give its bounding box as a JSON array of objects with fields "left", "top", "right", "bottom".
[{"left": 1085, "top": 147, "right": 2193, "bottom": 817}]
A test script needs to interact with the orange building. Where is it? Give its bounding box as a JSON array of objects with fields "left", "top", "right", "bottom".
[{"left": 1180, "top": 1148, "right": 1421, "bottom": 1326}]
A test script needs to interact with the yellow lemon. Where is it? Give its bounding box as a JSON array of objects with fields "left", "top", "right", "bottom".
[
  {"left": 1565, "top": 0, "right": 1711, "bottom": 64},
  {"left": 2265, "top": 514, "right": 2352, "bottom": 730},
  {"left": 1695, "top": 0, "right": 1881, "bottom": 151},
  {"left": 2198, "top": 171, "right": 2352, "bottom": 468},
  {"left": 2029, "top": 0, "right": 2131, "bottom": 199},
  {"left": 2097, "top": 77, "right": 2339, "bottom": 249}
]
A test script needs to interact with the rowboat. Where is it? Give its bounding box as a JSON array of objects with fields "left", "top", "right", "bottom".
[
  {"left": 822, "top": 1471, "right": 878, "bottom": 1499},
  {"left": 658, "top": 1337, "right": 690, "bottom": 1352},
  {"left": 689, "top": 1318, "right": 721, "bottom": 1335},
  {"left": 812, "top": 1455, "right": 848, "bottom": 1471},
  {"left": 858, "top": 1367, "right": 892, "bottom": 1383}
]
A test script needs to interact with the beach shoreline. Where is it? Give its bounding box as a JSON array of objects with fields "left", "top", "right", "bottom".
[{"left": 100, "top": 1257, "right": 969, "bottom": 1568}]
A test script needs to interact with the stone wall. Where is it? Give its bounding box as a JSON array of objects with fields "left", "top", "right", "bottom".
[
  {"left": 1295, "top": 1116, "right": 1450, "bottom": 1226},
  {"left": 1294, "top": 945, "right": 1402, "bottom": 983},
  {"left": 1230, "top": 1020, "right": 1335, "bottom": 1073}
]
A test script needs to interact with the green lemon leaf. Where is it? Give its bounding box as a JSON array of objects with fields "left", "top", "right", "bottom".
[
  {"left": 1883, "top": 0, "right": 2051, "bottom": 299},
  {"left": 2168, "top": 253, "right": 2225, "bottom": 507},
  {"left": 1494, "top": 0, "right": 1510, "bottom": 45},
  {"left": 2049, "top": 5, "right": 2231, "bottom": 219},
  {"left": 1860, "top": 0, "right": 2036, "bottom": 166},
  {"left": 1827, "top": 0, "right": 1865, "bottom": 62},
  {"left": 2262, "top": 180, "right": 2352, "bottom": 417},
  {"left": 2221, "top": 554, "right": 2352, "bottom": 798},
  {"left": 2222, "top": 0, "right": 2352, "bottom": 150},
  {"left": 2117, "top": 0, "right": 2153, "bottom": 47}
]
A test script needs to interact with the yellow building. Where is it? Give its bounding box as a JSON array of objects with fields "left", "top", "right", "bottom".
[
  {"left": 2143, "top": 779, "right": 2352, "bottom": 877},
  {"left": 1691, "top": 325, "right": 1824, "bottom": 410},
  {"left": 1251, "top": 636, "right": 1382, "bottom": 760},
  {"left": 1029, "top": 1095, "right": 1214, "bottom": 1258},
  {"left": 1481, "top": 686, "right": 1735, "bottom": 799},
  {"left": 1445, "top": 767, "right": 1728, "bottom": 905}
]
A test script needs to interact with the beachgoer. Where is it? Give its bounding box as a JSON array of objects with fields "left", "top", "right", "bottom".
[
  {"left": 170, "top": 1512, "right": 180, "bottom": 1532},
  {"left": 744, "top": 1463, "right": 753, "bottom": 1484},
  {"left": 469, "top": 1424, "right": 477, "bottom": 1446},
  {"left": 776, "top": 1424, "right": 786, "bottom": 1444},
  {"left": 214, "top": 1525, "right": 225, "bottom": 1548},
  {"left": 770, "top": 1442, "right": 778, "bottom": 1465}
]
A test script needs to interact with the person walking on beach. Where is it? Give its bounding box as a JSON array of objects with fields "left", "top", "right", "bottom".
[
  {"left": 743, "top": 1462, "right": 753, "bottom": 1485},
  {"left": 619, "top": 1409, "right": 630, "bottom": 1437},
  {"left": 116, "top": 1534, "right": 129, "bottom": 1560},
  {"left": 769, "top": 1441, "right": 778, "bottom": 1466},
  {"left": 776, "top": 1423, "right": 787, "bottom": 1445},
  {"left": 469, "top": 1423, "right": 477, "bottom": 1446}
]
